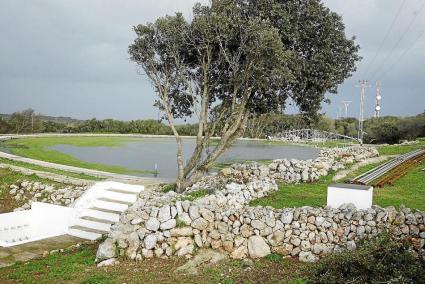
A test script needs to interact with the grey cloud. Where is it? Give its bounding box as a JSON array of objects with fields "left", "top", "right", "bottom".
[{"left": 0, "top": 0, "right": 424, "bottom": 120}]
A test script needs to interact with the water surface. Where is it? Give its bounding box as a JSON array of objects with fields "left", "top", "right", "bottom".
[{"left": 50, "top": 138, "right": 319, "bottom": 178}]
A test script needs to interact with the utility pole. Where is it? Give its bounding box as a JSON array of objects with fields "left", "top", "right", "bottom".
[
  {"left": 337, "top": 105, "right": 343, "bottom": 119},
  {"left": 31, "top": 112, "right": 34, "bottom": 133},
  {"left": 342, "top": 101, "right": 352, "bottom": 118},
  {"left": 357, "top": 80, "right": 368, "bottom": 144},
  {"left": 374, "top": 81, "right": 382, "bottom": 118}
]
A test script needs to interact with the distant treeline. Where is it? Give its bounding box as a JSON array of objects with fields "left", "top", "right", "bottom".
[
  {"left": 1, "top": 109, "right": 424, "bottom": 144},
  {"left": 0, "top": 109, "right": 198, "bottom": 136}
]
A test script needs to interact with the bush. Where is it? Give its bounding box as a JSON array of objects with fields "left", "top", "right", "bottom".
[{"left": 307, "top": 234, "right": 425, "bottom": 284}]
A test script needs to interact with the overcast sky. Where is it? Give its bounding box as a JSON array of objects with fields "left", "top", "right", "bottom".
[{"left": 0, "top": 0, "right": 424, "bottom": 120}]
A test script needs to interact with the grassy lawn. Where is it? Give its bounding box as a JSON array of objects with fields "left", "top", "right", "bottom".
[
  {"left": 0, "top": 244, "right": 309, "bottom": 284},
  {"left": 376, "top": 138, "right": 425, "bottom": 155},
  {"left": 1, "top": 137, "right": 156, "bottom": 176},
  {"left": 251, "top": 159, "right": 425, "bottom": 211}
]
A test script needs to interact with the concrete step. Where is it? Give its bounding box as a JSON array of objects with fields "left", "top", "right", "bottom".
[
  {"left": 67, "top": 227, "right": 102, "bottom": 240},
  {"left": 106, "top": 187, "right": 143, "bottom": 195},
  {"left": 69, "top": 225, "right": 108, "bottom": 235},
  {"left": 78, "top": 208, "right": 120, "bottom": 224},
  {"left": 97, "top": 197, "right": 133, "bottom": 206},
  {"left": 73, "top": 218, "right": 111, "bottom": 233},
  {"left": 92, "top": 200, "right": 128, "bottom": 213},
  {"left": 98, "top": 190, "right": 137, "bottom": 204}
]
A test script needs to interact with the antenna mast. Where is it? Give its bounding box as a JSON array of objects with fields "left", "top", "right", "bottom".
[
  {"left": 374, "top": 81, "right": 382, "bottom": 118},
  {"left": 357, "top": 80, "right": 368, "bottom": 144}
]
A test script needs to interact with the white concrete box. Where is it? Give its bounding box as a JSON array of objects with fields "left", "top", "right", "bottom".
[{"left": 327, "top": 183, "right": 373, "bottom": 210}]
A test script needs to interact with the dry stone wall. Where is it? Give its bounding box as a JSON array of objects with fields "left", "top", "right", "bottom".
[
  {"left": 93, "top": 146, "right": 424, "bottom": 264},
  {"left": 8, "top": 180, "right": 87, "bottom": 211}
]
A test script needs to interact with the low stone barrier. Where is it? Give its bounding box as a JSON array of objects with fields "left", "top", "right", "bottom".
[
  {"left": 97, "top": 190, "right": 425, "bottom": 263},
  {"left": 95, "top": 146, "right": 424, "bottom": 264},
  {"left": 8, "top": 181, "right": 87, "bottom": 211}
]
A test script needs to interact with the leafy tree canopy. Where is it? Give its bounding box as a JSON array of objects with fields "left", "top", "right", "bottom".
[{"left": 129, "top": 0, "right": 360, "bottom": 190}]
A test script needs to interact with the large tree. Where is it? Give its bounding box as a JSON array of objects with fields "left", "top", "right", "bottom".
[{"left": 129, "top": 0, "right": 360, "bottom": 192}]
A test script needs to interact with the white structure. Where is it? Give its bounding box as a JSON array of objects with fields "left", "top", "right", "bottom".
[
  {"left": 0, "top": 181, "right": 144, "bottom": 247},
  {"left": 69, "top": 181, "right": 144, "bottom": 240},
  {"left": 374, "top": 81, "right": 382, "bottom": 118},
  {"left": 0, "top": 202, "right": 75, "bottom": 247},
  {"left": 327, "top": 183, "right": 373, "bottom": 210}
]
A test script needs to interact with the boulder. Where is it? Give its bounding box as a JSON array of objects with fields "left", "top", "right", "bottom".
[
  {"left": 299, "top": 251, "right": 318, "bottom": 262},
  {"left": 96, "top": 238, "right": 117, "bottom": 261},
  {"left": 281, "top": 211, "right": 294, "bottom": 224},
  {"left": 158, "top": 205, "right": 171, "bottom": 222},
  {"left": 145, "top": 217, "right": 160, "bottom": 231},
  {"left": 192, "top": 217, "right": 208, "bottom": 230},
  {"left": 144, "top": 234, "right": 158, "bottom": 250},
  {"left": 170, "top": 227, "right": 194, "bottom": 237},
  {"left": 160, "top": 219, "right": 177, "bottom": 230},
  {"left": 247, "top": 236, "right": 270, "bottom": 258}
]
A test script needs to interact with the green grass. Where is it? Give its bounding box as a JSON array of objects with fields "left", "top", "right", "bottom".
[
  {"left": 377, "top": 138, "right": 425, "bottom": 156},
  {"left": 265, "top": 253, "right": 284, "bottom": 263},
  {"left": 250, "top": 160, "right": 425, "bottom": 211},
  {"left": 213, "top": 159, "right": 272, "bottom": 170},
  {"left": 2, "top": 137, "right": 157, "bottom": 176},
  {"left": 250, "top": 173, "right": 333, "bottom": 208},
  {"left": 181, "top": 188, "right": 209, "bottom": 201},
  {"left": 2, "top": 245, "right": 106, "bottom": 284},
  {"left": 0, "top": 168, "right": 62, "bottom": 187},
  {"left": 162, "top": 183, "right": 176, "bottom": 193},
  {"left": 0, "top": 157, "right": 103, "bottom": 181},
  {"left": 0, "top": 243, "right": 310, "bottom": 284},
  {"left": 0, "top": 168, "right": 65, "bottom": 212}
]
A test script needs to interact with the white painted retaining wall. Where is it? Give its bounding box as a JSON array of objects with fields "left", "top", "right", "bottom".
[
  {"left": 0, "top": 181, "right": 145, "bottom": 247},
  {"left": 0, "top": 202, "right": 75, "bottom": 247}
]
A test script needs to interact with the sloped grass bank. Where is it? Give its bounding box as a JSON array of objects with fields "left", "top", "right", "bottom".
[{"left": 0, "top": 157, "right": 102, "bottom": 181}]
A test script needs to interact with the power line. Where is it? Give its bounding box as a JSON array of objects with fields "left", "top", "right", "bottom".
[
  {"left": 378, "top": 26, "right": 425, "bottom": 80},
  {"left": 363, "top": 0, "right": 407, "bottom": 79},
  {"left": 370, "top": 1, "right": 425, "bottom": 82}
]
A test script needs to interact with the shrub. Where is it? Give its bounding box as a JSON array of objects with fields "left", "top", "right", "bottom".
[
  {"left": 162, "top": 183, "right": 176, "bottom": 193},
  {"left": 307, "top": 234, "right": 425, "bottom": 284}
]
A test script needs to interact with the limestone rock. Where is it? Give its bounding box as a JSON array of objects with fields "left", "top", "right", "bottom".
[
  {"left": 281, "top": 211, "right": 294, "bottom": 224},
  {"left": 146, "top": 217, "right": 160, "bottom": 231},
  {"left": 160, "top": 219, "right": 177, "bottom": 230},
  {"left": 144, "top": 234, "right": 158, "bottom": 250},
  {"left": 192, "top": 217, "right": 208, "bottom": 230},
  {"left": 96, "top": 239, "right": 117, "bottom": 261},
  {"left": 247, "top": 236, "right": 270, "bottom": 258},
  {"left": 299, "top": 251, "right": 318, "bottom": 262}
]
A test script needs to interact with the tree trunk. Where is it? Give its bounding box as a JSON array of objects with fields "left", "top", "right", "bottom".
[
  {"left": 183, "top": 104, "right": 250, "bottom": 187},
  {"left": 159, "top": 85, "right": 186, "bottom": 193}
]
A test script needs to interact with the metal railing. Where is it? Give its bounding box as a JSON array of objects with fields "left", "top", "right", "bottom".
[{"left": 352, "top": 149, "right": 425, "bottom": 185}]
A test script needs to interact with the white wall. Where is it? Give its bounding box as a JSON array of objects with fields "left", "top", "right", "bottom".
[
  {"left": 0, "top": 202, "right": 75, "bottom": 247},
  {"left": 327, "top": 184, "right": 373, "bottom": 210}
]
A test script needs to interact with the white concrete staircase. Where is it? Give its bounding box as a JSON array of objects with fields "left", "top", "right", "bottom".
[{"left": 67, "top": 182, "right": 144, "bottom": 240}]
